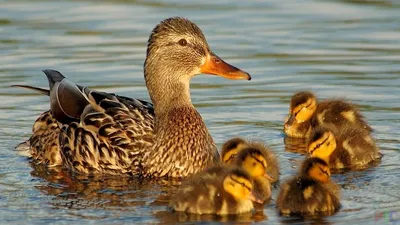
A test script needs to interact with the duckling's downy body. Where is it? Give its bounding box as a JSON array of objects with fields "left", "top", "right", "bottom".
[
  {"left": 220, "top": 138, "right": 280, "bottom": 203},
  {"left": 221, "top": 138, "right": 279, "bottom": 183},
  {"left": 14, "top": 17, "right": 251, "bottom": 178},
  {"left": 308, "top": 125, "right": 381, "bottom": 169},
  {"left": 170, "top": 167, "right": 256, "bottom": 215},
  {"left": 284, "top": 91, "right": 372, "bottom": 138},
  {"left": 277, "top": 157, "right": 341, "bottom": 216}
]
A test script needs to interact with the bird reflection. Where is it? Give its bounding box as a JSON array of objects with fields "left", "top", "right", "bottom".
[{"left": 283, "top": 136, "right": 308, "bottom": 154}]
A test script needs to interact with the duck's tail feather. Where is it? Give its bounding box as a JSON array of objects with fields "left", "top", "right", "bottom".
[
  {"left": 42, "top": 69, "right": 66, "bottom": 89},
  {"left": 10, "top": 85, "right": 50, "bottom": 96},
  {"left": 15, "top": 140, "right": 31, "bottom": 157}
]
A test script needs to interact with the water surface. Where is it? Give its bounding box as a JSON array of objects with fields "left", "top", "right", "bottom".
[{"left": 1, "top": 0, "right": 399, "bottom": 224}]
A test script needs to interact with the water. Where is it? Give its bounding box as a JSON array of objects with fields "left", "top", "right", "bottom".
[{"left": 1, "top": 0, "right": 399, "bottom": 224}]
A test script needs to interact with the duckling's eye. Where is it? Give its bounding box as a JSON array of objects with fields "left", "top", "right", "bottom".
[
  {"left": 178, "top": 39, "right": 187, "bottom": 46},
  {"left": 228, "top": 154, "right": 236, "bottom": 161}
]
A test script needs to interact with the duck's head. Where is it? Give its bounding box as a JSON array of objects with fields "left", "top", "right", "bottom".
[
  {"left": 221, "top": 138, "right": 248, "bottom": 165},
  {"left": 307, "top": 128, "right": 337, "bottom": 163},
  {"left": 236, "top": 147, "right": 273, "bottom": 181},
  {"left": 223, "top": 168, "right": 260, "bottom": 203},
  {"left": 144, "top": 18, "right": 250, "bottom": 103},
  {"left": 301, "top": 157, "right": 331, "bottom": 183},
  {"left": 284, "top": 91, "right": 317, "bottom": 136}
]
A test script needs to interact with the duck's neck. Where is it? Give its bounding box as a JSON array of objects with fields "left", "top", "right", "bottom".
[{"left": 144, "top": 63, "right": 193, "bottom": 119}]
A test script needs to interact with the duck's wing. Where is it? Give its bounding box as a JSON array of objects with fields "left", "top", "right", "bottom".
[{"left": 14, "top": 70, "right": 155, "bottom": 175}]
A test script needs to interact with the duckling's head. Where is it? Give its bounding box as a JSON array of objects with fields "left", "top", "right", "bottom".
[
  {"left": 223, "top": 168, "right": 256, "bottom": 201},
  {"left": 236, "top": 147, "right": 272, "bottom": 180},
  {"left": 284, "top": 91, "right": 317, "bottom": 136},
  {"left": 301, "top": 157, "right": 331, "bottom": 183},
  {"left": 221, "top": 138, "right": 247, "bottom": 165},
  {"left": 307, "top": 128, "right": 337, "bottom": 163}
]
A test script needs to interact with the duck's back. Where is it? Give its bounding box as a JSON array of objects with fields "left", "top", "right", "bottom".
[{"left": 28, "top": 88, "right": 156, "bottom": 175}]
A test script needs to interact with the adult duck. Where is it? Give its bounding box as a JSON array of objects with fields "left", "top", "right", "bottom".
[{"left": 14, "top": 17, "right": 251, "bottom": 178}]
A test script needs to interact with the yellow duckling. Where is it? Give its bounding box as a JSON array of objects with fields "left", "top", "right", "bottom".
[
  {"left": 221, "top": 138, "right": 280, "bottom": 183},
  {"left": 284, "top": 91, "right": 372, "bottom": 138},
  {"left": 307, "top": 126, "right": 381, "bottom": 169},
  {"left": 234, "top": 147, "right": 276, "bottom": 203},
  {"left": 277, "top": 157, "right": 340, "bottom": 216},
  {"left": 170, "top": 167, "right": 257, "bottom": 215}
]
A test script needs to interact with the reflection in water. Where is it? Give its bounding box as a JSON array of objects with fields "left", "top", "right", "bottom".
[
  {"left": 31, "top": 163, "right": 153, "bottom": 210},
  {"left": 2, "top": 0, "right": 400, "bottom": 224},
  {"left": 284, "top": 136, "right": 308, "bottom": 154},
  {"left": 30, "top": 162, "right": 269, "bottom": 223}
]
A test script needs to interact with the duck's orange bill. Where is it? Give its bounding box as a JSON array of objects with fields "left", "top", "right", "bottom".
[{"left": 200, "top": 52, "right": 251, "bottom": 81}]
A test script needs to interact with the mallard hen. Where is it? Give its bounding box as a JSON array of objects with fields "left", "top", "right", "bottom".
[{"left": 13, "top": 17, "right": 251, "bottom": 178}]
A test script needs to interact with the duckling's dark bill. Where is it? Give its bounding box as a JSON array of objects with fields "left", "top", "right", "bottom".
[{"left": 200, "top": 53, "right": 251, "bottom": 80}]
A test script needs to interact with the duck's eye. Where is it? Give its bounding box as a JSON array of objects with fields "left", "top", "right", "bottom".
[{"left": 178, "top": 39, "right": 187, "bottom": 46}]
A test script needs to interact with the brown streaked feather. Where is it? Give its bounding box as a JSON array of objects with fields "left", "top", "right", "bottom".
[
  {"left": 29, "top": 111, "right": 62, "bottom": 166},
  {"left": 58, "top": 95, "right": 155, "bottom": 176},
  {"left": 141, "top": 106, "right": 219, "bottom": 178}
]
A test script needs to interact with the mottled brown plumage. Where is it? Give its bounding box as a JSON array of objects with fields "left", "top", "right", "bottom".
[
  {"left": 277, "top": 157, "right": 341, "bottom": 216},
  {"left": 307, "top": 125, "right": 382, "bottom": 170},
  {"left": 14, "top": 17, "right": 251, "bottom": 178},
  {"left": 284, "top": 91, "right": 372, "bottom": 138},
  {"left": 28, "top": 110, "right": 62, "bottom": 166}
]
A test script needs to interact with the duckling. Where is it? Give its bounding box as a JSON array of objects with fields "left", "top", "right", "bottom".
[
  {"left": 307, "top": 125, "right": 381, "bottom": 169},
  {"left": 276, "top": 157, "right": 340, "bottom": 216},
  {"left": 170, "top": 167, "right": 257, "bottom": 215},
  {"left": 284, "top": 91, "right": 372, "bottom": 138},
  {"left": 221, "top": 138, "right": 280, "bottom": 183},
  {"left": 234, "top": 146, "right": 279, "bottom": 202}
]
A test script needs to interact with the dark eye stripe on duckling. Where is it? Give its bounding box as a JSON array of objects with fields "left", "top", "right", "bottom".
[
  {"left": 294, "top": 101, "right": 312, "bottom": 116},
  {"left": 319, "top": 166, "right": 329, "bottom": 176},
  {"left": 228, "top": 154, "right": 237, "bottom": 161},
  {"left": 229, "top": 175, "right": 251, "bottom": 191},
  {"left": 309, "top": 135, "right": 329, "bottom": 154},
  {"left": 250, "top": 153, "right": 266, "bottom": 168}
]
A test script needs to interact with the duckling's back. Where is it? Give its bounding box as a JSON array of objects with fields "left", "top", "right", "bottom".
[
  {"left": 333, "top": 126, "right": 381, "bottom": 168},
  {"left": 277, "top": 177, "right": 340, "bottom": 215},
  {"left": 313, "top": 100, "right": 372, "bottom": 133}
]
